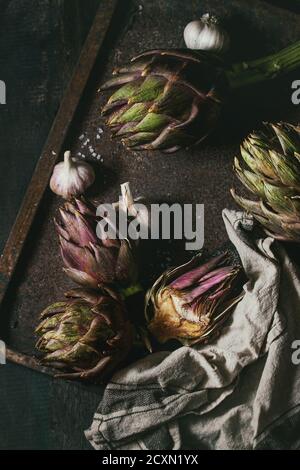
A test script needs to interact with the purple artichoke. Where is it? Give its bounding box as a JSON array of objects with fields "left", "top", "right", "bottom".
[
  {"left": 55, "top": 196, "right": 138, "bottom": 290},
  {"left": 35, "top": 287, "right": 133, "bottom": 381},
  {"left": 145, "top": 252, "right": 243, "bottom": 345},
  {"left": 101, "top": 41, "right": 300, "bottom": 153},
  {"left": 101, "top": 49, "right": 226, "bottom": 153}
]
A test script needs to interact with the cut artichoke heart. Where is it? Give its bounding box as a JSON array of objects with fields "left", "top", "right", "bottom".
[{"left": 171, "top": 292, "right": 202, "bottom": 323}]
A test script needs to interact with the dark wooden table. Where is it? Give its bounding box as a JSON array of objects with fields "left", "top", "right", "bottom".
[
  {"left": 0, "top": 0, "right": 299, "bottom": 449},
  {"left": 0, "top": 0, "right": 101, "bottom": 450}
]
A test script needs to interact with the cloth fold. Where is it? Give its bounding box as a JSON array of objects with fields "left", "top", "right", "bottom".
[{"left": 86, "top": 209, "right": 300, "bottom": 450}]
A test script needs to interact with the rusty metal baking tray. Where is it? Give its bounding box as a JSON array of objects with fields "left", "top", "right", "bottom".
[{"left": 0, "top": 0, "right": 300, "bottom": 376}]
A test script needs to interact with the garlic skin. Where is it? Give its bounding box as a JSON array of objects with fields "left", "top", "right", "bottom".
[
  {"left": 184, "top": 13, "right": 229, "bottom": 54},
  {"left": 50, "top": 150, "right": 95, "bottom": 199}
]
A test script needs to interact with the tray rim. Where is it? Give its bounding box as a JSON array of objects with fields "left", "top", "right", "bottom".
[{"left": 0, "top": 0, "right": 119, "bottom": 375}]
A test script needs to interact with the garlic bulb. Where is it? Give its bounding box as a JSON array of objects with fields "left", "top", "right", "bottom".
[
  {"left": 183, "top": 13, "right": 229, "bottom": 54},
  {"left": 50, "top": 150, "right": 95, "bottom": 199}
]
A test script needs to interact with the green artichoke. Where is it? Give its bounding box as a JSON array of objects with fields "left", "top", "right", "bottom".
[
  {"left": 145, "top": 252, "right": 243, "bottom": 346},
  {"left": 231, "top": 122, "right": 300, "bottom": 242},
  {"left": 101, "top": 49, "right": 226, "bottom": 153},
  {"left": 35, "top": 287, "right": 133, "bottom": 381},
  {"left": 101, "top": 42, "right": 300, "bottom": 153}
]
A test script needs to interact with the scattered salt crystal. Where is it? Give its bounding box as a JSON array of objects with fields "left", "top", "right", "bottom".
[
  {"left": 92, "top": 152, "right": 97, "bottom": 157},
  {"left": 97, "top": 155, "right": 101, "bottom": 160},
  {"left": 79, "top": 134, "right": 85, "bottom": 141},
  {"left": 77, "top": 152, "right": 82, "bottom": 157},
  {"left": 81, "top": 154, "right": 86, "bottom": 159},
  {"left": 138, "top": 4, "right": 143, "bottom": 11},
  {"left": 97, "top": 127, "right": 104, "bottom": 134},
  {"left": 51, "top": 151, "right": 56, "bottom": 155},
  {"left": 96, "top": 134, "right": 101, "bottom": 140}
]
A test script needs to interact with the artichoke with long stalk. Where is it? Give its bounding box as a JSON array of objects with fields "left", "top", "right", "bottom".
[
  {"left": 100, "top": 41, "right": 300, "bottom": 153},
  {"left": 35, "top": 287, "right": 133, "bottom": 381},
  {"left": 231, "top": 122, "right": 300, "bottom": 242},
  {"left": 145, "top": 252, "right": 243, "bottom": 346}
]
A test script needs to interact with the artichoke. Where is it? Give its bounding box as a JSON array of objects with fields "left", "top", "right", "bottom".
[
  {"left": 55, "top": 194, "right": 138, "bottom": 290},
  {"left": 101, "top": 49, "right": 226, "bottom": 153},
  {"left": 231, "top": 122, "right": 300, "bottom": 242},
  {"left": 145, "top": 252, "right": 243, "bottom": 346},
  {"left": 35, "top": 287, "right": 133, "bottom": 380},
  {"left": 101, "top": 41, "right": 300, "bottom": 153}
]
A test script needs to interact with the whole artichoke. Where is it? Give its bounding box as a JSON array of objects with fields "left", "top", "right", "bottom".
[
  {"left": 101, "top": 49, "right": 226, "bottom": 153},
  {"left": 145, "top": 252, "right": 243, "bottom": 346},
  {"left": 35, "top": 287, "right": 133, "bottom": 380},
  {"left": 231, "top": 122, "right": 300, "bottom": 242},
  {"left": 55, "top": 196, "right": 138, "bottom": 290},
  {"left": 101, "top": 41, "right": 300, "bottom": 153}
]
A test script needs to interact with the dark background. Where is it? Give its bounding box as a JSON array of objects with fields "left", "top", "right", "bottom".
[
  {"left": 0, "top": 0, "right": 101, "bottom": 450},
  {"left": 0, "top": 0, "right": 300, "bottom": 449}
]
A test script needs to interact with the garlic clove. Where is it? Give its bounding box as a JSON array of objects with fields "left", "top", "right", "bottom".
[
  {"left": 183, "top": 14, "right": 230, "bottom": 54},
  {"left": 50, "top": 150, "right": 95, "bottom": 200}
]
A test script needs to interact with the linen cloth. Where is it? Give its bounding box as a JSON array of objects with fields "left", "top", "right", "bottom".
[{"left": 85, "top": 209, "right": 300, "bottom": 450}]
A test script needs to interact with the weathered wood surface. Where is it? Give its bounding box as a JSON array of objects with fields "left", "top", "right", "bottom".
[
  {"left": 0, "top": 0, "right": 300, "bottom": 450},
  {"left": 0, "top": 0, "right": 101, "bottom": 450}
]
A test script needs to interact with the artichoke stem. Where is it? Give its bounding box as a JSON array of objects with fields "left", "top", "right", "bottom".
[{"left": 226, "top": 40, "right": 300, "bottom": 89}]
